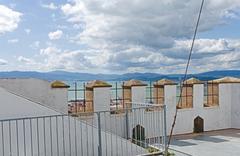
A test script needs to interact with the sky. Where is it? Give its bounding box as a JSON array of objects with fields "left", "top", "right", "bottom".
[{"left": 0, "top": 0, "right": 240, "bottom": 74}]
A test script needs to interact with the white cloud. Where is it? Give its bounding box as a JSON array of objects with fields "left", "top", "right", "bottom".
[
  {"left": 174, "top": 39, "right": 240, "bottom": 73},
  {"left": 8, "top": 38, "right": 19, "bottom": 43},
  {"left": 17, "top": 56, "right": 35, "bottom": 65},
  {"left": 12, "top": 38, "right": 239, "bottom": 73},
  {"left": 0, "top": 5, "right": 22, "bottom": 34},
  {"left": 39, "top": 46, "right": 92, "bottom": 70},
  {"left": 179, "top": 39, "right": 231, "bottom": 53},
  {"left": 3, "top": 1, "right": 240, "bottom": 73},
  {"left": 41, "top": 3, "right": 58, "bottom": 10},
  {"left": 61, "top": 0, "right": 240, "bottom": 48},
  {"left": 40, "top": 46, "right": 60, "bottom": 55},
  {"left": 48, "top": 30, "right": 63, "bottom": 40},
  {"left": 102, "top": 45, "right": 184, "bottom": 71},
  {"left": 59, "top": 0, "right": 240, "bottom": 73},
  {"left": 0, "top": 59, "right": 8, "bottom": 65},
  {"left": 164, "top": 39, "right": 233, "bottom": 60},
  {"left": 34, "top": 39, "right": 240, "bottom": 73}
]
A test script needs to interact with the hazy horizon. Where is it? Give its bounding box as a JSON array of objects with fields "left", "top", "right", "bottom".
[{"left": 0, "top": 69, "right": 240, "bottom": 75}]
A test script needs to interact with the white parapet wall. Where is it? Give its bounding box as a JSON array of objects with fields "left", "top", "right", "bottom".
[
  {"left": 0, "top": 78, "right": 68, "bottom": 114},
  {"left": 93, "top": 87, "right": 111, "bottom": 112},
  {"left": 164, "top": 85, "right": 177, "bottom": 135},
  {"left": 132, "top": 86, "right": 146, "bottom": 104},
  {"left": 201, "top": 83, "right": 231, "bottom": 131},
  {"left": 1, "top": 77, "right": 240, "bottom": 142},
  {"left": 85, "top": 80, "right": 112, "bottom": 112},
  {"left": 0, "top": 84, "right": 145, "bottom": 156},
  {"left": 172, "top": 83, "right": 233, "bottom": 135},
  {"left": 0, "top": 87, "right": 59, "bottom": 120},
  {"left": 160, "top": 81, "right": 240, "bottom": 136},
  {"left": 174, "top": 84, "right": 204, "bottom": 134},
  {"left": 231, "top": 83, "right": 240, "bottom": 128},
  {"left": 193, "top": 84, "right": 204, "bottom": 110}
]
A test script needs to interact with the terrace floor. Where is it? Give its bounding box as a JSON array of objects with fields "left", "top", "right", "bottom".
[{"left": 170, "top": 129, "right": 240, "bottom": 156}]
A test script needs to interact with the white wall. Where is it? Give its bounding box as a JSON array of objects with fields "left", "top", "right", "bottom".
[
  {"left": 132, "top": 86, "right": 146, "bottom": 105},
  {"left": 169, "top": 84, "right": 233, "bottom": 135},
  {"left": 0, "top": 78, "right": 68, "bottom": 113},
  {"left": 90, "top": 82, "right": 240, "bottom": 139},
  {"left": 0, "top": 87, "right": 59, "bottom": 120},
  {"left": 3, "top": 77, "right": 240, "bottom": 154},
  {"left": 81, "top": 82, "right": 240, "bottom": 139},
  {"left": 93, "top": 87, "right": 111, "bottom": 111},
  {"left": 231, "top": 83, "right": 240, "bottom": 128},
  {"left": 0, "top": 85, "right": 145, "bottom": 156},
  {"left": 165, "top": 85, "right": 177, "bottom": 134},
  {"left": 193, "top": 84, "right": 204, "bottom": 110},
  {"left": 1, "top": 79, "right": 237, "bottom": 156},
  {"left": 201, "top": 84, "right": 231, "bottom": 131}
]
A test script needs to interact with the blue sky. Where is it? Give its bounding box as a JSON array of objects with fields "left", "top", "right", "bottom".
[{"left": 0, "top": 0, "right": 240, "bottom": 74}]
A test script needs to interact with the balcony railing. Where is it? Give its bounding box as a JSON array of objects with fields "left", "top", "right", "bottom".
[{"left": 0, "top": 104, "right": 169, "bottom": 156}]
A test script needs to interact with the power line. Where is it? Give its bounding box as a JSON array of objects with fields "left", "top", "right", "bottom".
[{"left": 166, "top": 0, "right": 205, "bottom": 151}]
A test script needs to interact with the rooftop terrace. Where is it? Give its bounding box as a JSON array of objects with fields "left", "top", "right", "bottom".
[{"left": 170, "top": 129, "right": 240, "bottom": 156}]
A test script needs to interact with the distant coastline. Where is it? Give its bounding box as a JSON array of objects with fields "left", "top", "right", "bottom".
[{"left": 0, "top": 70, "right": 240, "bottom": 81}]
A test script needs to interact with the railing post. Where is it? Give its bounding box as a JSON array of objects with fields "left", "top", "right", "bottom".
[
  {"left": 97, "top": 112, "right": 102, "bottom": 156},
  {"left": 116, "top": 82, "right": 118, "bottom": 110},
  {"left": 83, "top": 83, "right": 86, "bottom": 112},
  {"left": 125, "top": 109, "right": 129, "bottom": 139},
  {"left": 122, "top": 82, "right": 125, "bottom": 109},
  {"left": 75, "top": 82, "right": 77, "bottom": 113},
  {"left": 163, "top": 105, "right": 167, "bottom": 156},
  {"left": 150, "top": 81, "right": 152, "bottom": 103}
]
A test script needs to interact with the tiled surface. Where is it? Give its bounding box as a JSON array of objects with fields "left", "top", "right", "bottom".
[{"left": 170, "top": 129, "right": 240, "bottom": 156}]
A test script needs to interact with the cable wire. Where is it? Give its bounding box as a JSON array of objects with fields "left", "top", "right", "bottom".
[{"left": 166, "top": 0, "right": 205, "bottom": 151}]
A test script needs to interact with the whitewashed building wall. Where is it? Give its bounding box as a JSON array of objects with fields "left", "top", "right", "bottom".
[
  {"left": 0, "top": 78, "right": 68, "bottom": 113},
  {"left": 1, "top": 77, "right": 240, "bottom": 148},
  {"left": 230, "top": 83, "right": 240, "bottom": 128},
  {"left": 164, "top": 85, "right": 177, "bottom": 134},
  {"left": 93, "top": 82, "right": 240, "bottom": 137},
  {"left": 172, "top": 83, "right": 233, "bottom": 135},
  {"left": 93, "top": 87, "right": 111, "bottom": 112},
  {"left": 0, "top": 87, "right": 59, "bottom": 120},
  {"left": 0, "top": 86, "right": 145, "bottom": 156},
  {"left": 132, "top": 86, "right": 146, "bottom": 104}
]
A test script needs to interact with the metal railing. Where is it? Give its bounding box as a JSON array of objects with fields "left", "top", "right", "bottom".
[
  {"left": 67, "top": 81, "right": 165, "bottom": 113},
  {"left": 0, "top": 104, "right": 167, "bottom": 156}
]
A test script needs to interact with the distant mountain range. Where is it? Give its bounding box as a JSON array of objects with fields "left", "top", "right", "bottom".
[{"left": 0, "top": 70, "right": 240, "bottom": 82}]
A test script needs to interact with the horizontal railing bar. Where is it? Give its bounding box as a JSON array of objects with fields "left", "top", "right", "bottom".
[
  {"left": 0, "top": 114, "right": 68, "bottom": 122},
  {"left": 126, "top": 102, "right": 165, "bottom": 106},
  {"left": 0, "top": 104, "right": 165, "bottom": 122},
  {"left": 76, "top": 105, "right": 165, "bottom": 114}
]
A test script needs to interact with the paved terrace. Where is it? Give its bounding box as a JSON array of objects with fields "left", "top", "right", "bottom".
[{"left": 170, "top": 129, "right": 240, "bottom": 156}]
